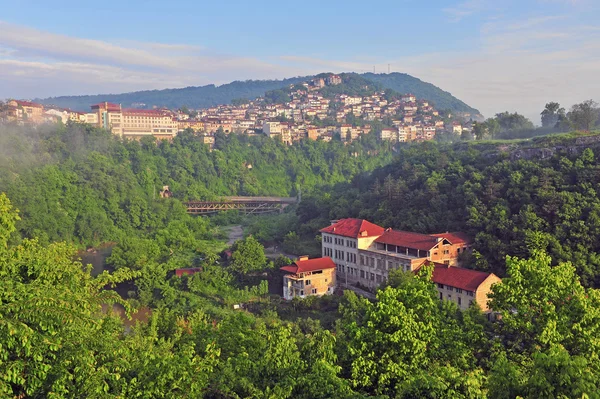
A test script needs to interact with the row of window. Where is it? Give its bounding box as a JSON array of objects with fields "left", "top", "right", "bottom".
[
  {"left": 437, "top": 283, "right": 474, "bottom": 296},
  {"left": 337, "top": 265, "right": 384, "bottom": 283},
  {"left": 323, "top": 235, "right": 356, "bottom": 248},
  {"left": 441, "top": 292, "right": 474, "bottom": 307}
]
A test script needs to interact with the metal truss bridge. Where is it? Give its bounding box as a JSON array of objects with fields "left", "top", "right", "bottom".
[{"left": 184, "top": 196, "right": 297, "bottom": 215}]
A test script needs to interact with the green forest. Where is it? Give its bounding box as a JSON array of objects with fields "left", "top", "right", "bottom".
[{"left": 2, "top": 122, "right": 600, "bottom": 398}]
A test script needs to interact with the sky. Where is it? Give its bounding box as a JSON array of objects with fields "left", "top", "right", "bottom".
[{"left": 1, "top": 0, "right": 599, "bottom": 123}]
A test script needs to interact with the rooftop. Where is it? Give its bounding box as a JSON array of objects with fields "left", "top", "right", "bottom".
[
  {"left": 320, "top": 218, "right": 385, "bottom": 238},
  {"left": 425, "top": 262, "right": 496, "bottom": 292},
  {"left": 281, "top": 257, "right": 336, "bottom": 274}
]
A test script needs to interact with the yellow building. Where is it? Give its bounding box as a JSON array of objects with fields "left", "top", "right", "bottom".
[
  {"left": 90, "top": 102, "right": 177, "bottom": 139},
  {"left": 281, "top": 256, "right": 336, "bottom": 300},
  {"left": 425, "top": 262, "right": 501, "bottom": 312}
]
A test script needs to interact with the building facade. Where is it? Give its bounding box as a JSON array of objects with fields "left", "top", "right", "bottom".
[
  {"left": 281, "top": 256, "right": 336, "bottom": 300},
  {"left": 427, "top": 262, "right": 501, "bottom": 312}
]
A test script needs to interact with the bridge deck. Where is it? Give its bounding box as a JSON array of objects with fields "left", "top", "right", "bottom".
[{"left": 184, "top": 196, "right": 297, "bottom": 215}]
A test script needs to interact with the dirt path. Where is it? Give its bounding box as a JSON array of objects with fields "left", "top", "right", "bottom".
[{"left": 226, "top": 225, "right": 244, "bottom": 246}]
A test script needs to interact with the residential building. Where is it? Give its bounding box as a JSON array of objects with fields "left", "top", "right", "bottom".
[
  {"left": 7, "top": 100, "right": 44, "bottom": 123},
  {"left": 281, "top": 256, "right": 336, "bottom": 300},
  {"left": 326, "top": 74, "right": 342, "bottom": 85},
  {"left": 379, "top": 128, "right": 397, "bottom": 142},
  {"left": 320, "top": 218, "right": 473, "bottom": 291},
  {"left": 425, "top": 262, "right": 501, "bottom": 312}
]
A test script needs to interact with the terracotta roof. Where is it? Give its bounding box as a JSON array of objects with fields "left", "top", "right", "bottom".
[
  {"left": 13, "top": 100, "right": 43, "bottom": 108},
  {"left": 423, "top": 262, "right": 496, "bottom": 291},
  {"left": 320, "top": 218, "right": 384, "bottom": 238},
  {"left": 175, "top": 267, "right": 202, "bottom": 277},
  {"left": 375, "top": 229, "right": 439, "bottom": 251},
  {"left": 281, "top": 257, "right": 336, "bottom": 274},
  {"left": 430, "top": 232, "right": 471, "bottom": 245}
]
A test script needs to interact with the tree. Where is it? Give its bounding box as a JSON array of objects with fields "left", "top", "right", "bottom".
[
  {"left": 230, "top": 235, "right": 267, "bottom": 274},
  {"left": 540, "top": 102, "right": 565, "bottom": 128},
  {"left": 568, "top": 100, "right": 599, "bottom": 131}
]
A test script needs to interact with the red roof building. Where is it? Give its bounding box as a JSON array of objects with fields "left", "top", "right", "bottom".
[
  {"left": 320, "top": 218, "right": 473, "bottom": 291},
  {"left": 320, "top": 218, "right": 384, "bottom": 238},
  {"left": 281, "top": 256, "right": 336, "bottom": 300},
  {"left": 419, "top": 262, "right": 501, "bottom": 312},
  {"left": 175, "top": 267, "right": 202, "bottom": 277}
]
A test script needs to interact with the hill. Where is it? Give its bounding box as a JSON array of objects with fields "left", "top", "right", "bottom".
[
  {"left": 362, "top": 72, "right": 481, "bottom": 117},
  {"left": 36, "top": 72, "right": 480, "bottom": 115}
]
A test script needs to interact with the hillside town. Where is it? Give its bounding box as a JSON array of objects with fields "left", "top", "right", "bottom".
[{"left": 0, "top": 74, "right": 471, "bottom": 147}]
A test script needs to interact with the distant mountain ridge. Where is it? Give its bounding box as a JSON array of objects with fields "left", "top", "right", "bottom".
[{"left": 36, "top": 73, "right": 480, "bottom": 116}]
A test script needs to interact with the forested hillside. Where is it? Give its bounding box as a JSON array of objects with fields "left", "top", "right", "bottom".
[
  {"left": 36, "top": 72, "right": 479, "bottom": 114},
  {"left": 0, "top": 122, "right": 392, "bottom": 247},
  {"left": 2, "top": 122, "right": 600, "bottom": 397},
  {"left": 296, "top": 132, "right": 600, "bottom": 287},
  {"left": 363, "top": 72, "right": 481, "bottom": 116}
]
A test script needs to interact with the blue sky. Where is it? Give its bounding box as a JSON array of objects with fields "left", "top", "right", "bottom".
[{"left": 1, "top": 0, "right": 599, "bottom": 122}]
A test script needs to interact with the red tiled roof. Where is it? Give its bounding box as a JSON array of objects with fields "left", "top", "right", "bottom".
[
  {"left": 281, "top": 257, "right": 336, "bottom": 274},
  {"left": 430, "top": 232, "right": 471, "bottom": 245},
  {"left": 15, "top": 100, "right": 44, "bottom": 108},
  {"left": 375, "top": 229, "right": 439, "bottom": 251},
  {"left": 175, "top": 267, "right": 202, "bottom": 277},
  {"left": 423, "top": 262, "right": 495, "bottom": 291},
  {"left": 320, "top": 218, "right": 384, "bottom": 238}
]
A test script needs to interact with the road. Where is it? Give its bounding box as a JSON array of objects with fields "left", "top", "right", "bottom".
[{"left": 226, "top": 225, "right": 244, "bottom": 246}]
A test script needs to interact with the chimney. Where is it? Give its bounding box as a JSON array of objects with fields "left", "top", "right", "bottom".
[{"left": 298, "top": 255, "right": 309, "bottom": 261}]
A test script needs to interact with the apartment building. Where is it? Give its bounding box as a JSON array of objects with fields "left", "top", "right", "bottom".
[
  {"left": 281, "top": 256, "right": 336, "bottom": 300},
  {"left": 321, "top": 218, "right": 482, "bottom": 296},
  {"left": 7, "top": 100, "right": 44, "bottom": 123}
]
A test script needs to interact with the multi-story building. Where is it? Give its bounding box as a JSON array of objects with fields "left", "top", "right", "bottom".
[
  {"left": 121, "top": 109, "right": 178, "bottom": 140},
  {"left": 281, "top": 256, "right": 336, "bottom": 300},
  {"left": 7, "top": 100, "right": 44, "bottom": 123},
  {"left": 379, "top": 128, "right": 397, "bottom": 142},
  {"left": 320, "top": 219, "right": 500, "bottom": 312},
  {"left": 89, "top": 102, "right": 177, "bottom": 139},
  {"left": 427, "top": 262, "right": 501, "bottom": 312},
  {"left": 321, "top": 220, "right": 470, "bottom": 280}
]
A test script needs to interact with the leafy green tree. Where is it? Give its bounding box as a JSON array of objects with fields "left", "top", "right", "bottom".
[
  {"left": 568, "top": 99, "right": 599, "bottom": 131},
  {"left": 230, "top": 235, "right": 267, "bottom": 274},
  {"left": 541, "top": 102, "right": 565, "bottom": 128}
]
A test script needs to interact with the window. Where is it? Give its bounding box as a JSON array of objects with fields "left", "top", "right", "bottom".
[
  {"left": 300, "top": 290, "right": 304, "bottom": 295},
  {"left": 440, "top": 292, "right": 443, "bottom": 300},
  {"left": 457, "top": 288, "right": 463, "bottom": 294},
  {"left": 360, "top": 270, "right": 365, "bottom": 278},
  {"left": 444, "top": 260, "right": 450, "bottom": 265},
  {"left": 370, "top": 272, "right": 375, "bottom": 281},
  {"left": 305, "top": 279, "right": 311, "bottom": 286},
  {"left": 448, "top": 294, "right": 452, "bottom": 298},
  {"left": 443, "top": 250, "right": 450, "bottom": 255},
  {"left": 312, "top": 288, "right": 317, "bottom": 294},
  {"left": 360, "top": 255, "right": 365, "bottom": 265},
  {"left": 437, "top": 283, "right": 444, "bottom": 289},
  {"left": 458, "top": 297, "right": 462, "bottom": 305},
  {"left": 469, "top": 300, "right": 473, "bottom": 306},
  {"left": 467, "top": 291, "right": 474, "bottom": 297}
]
